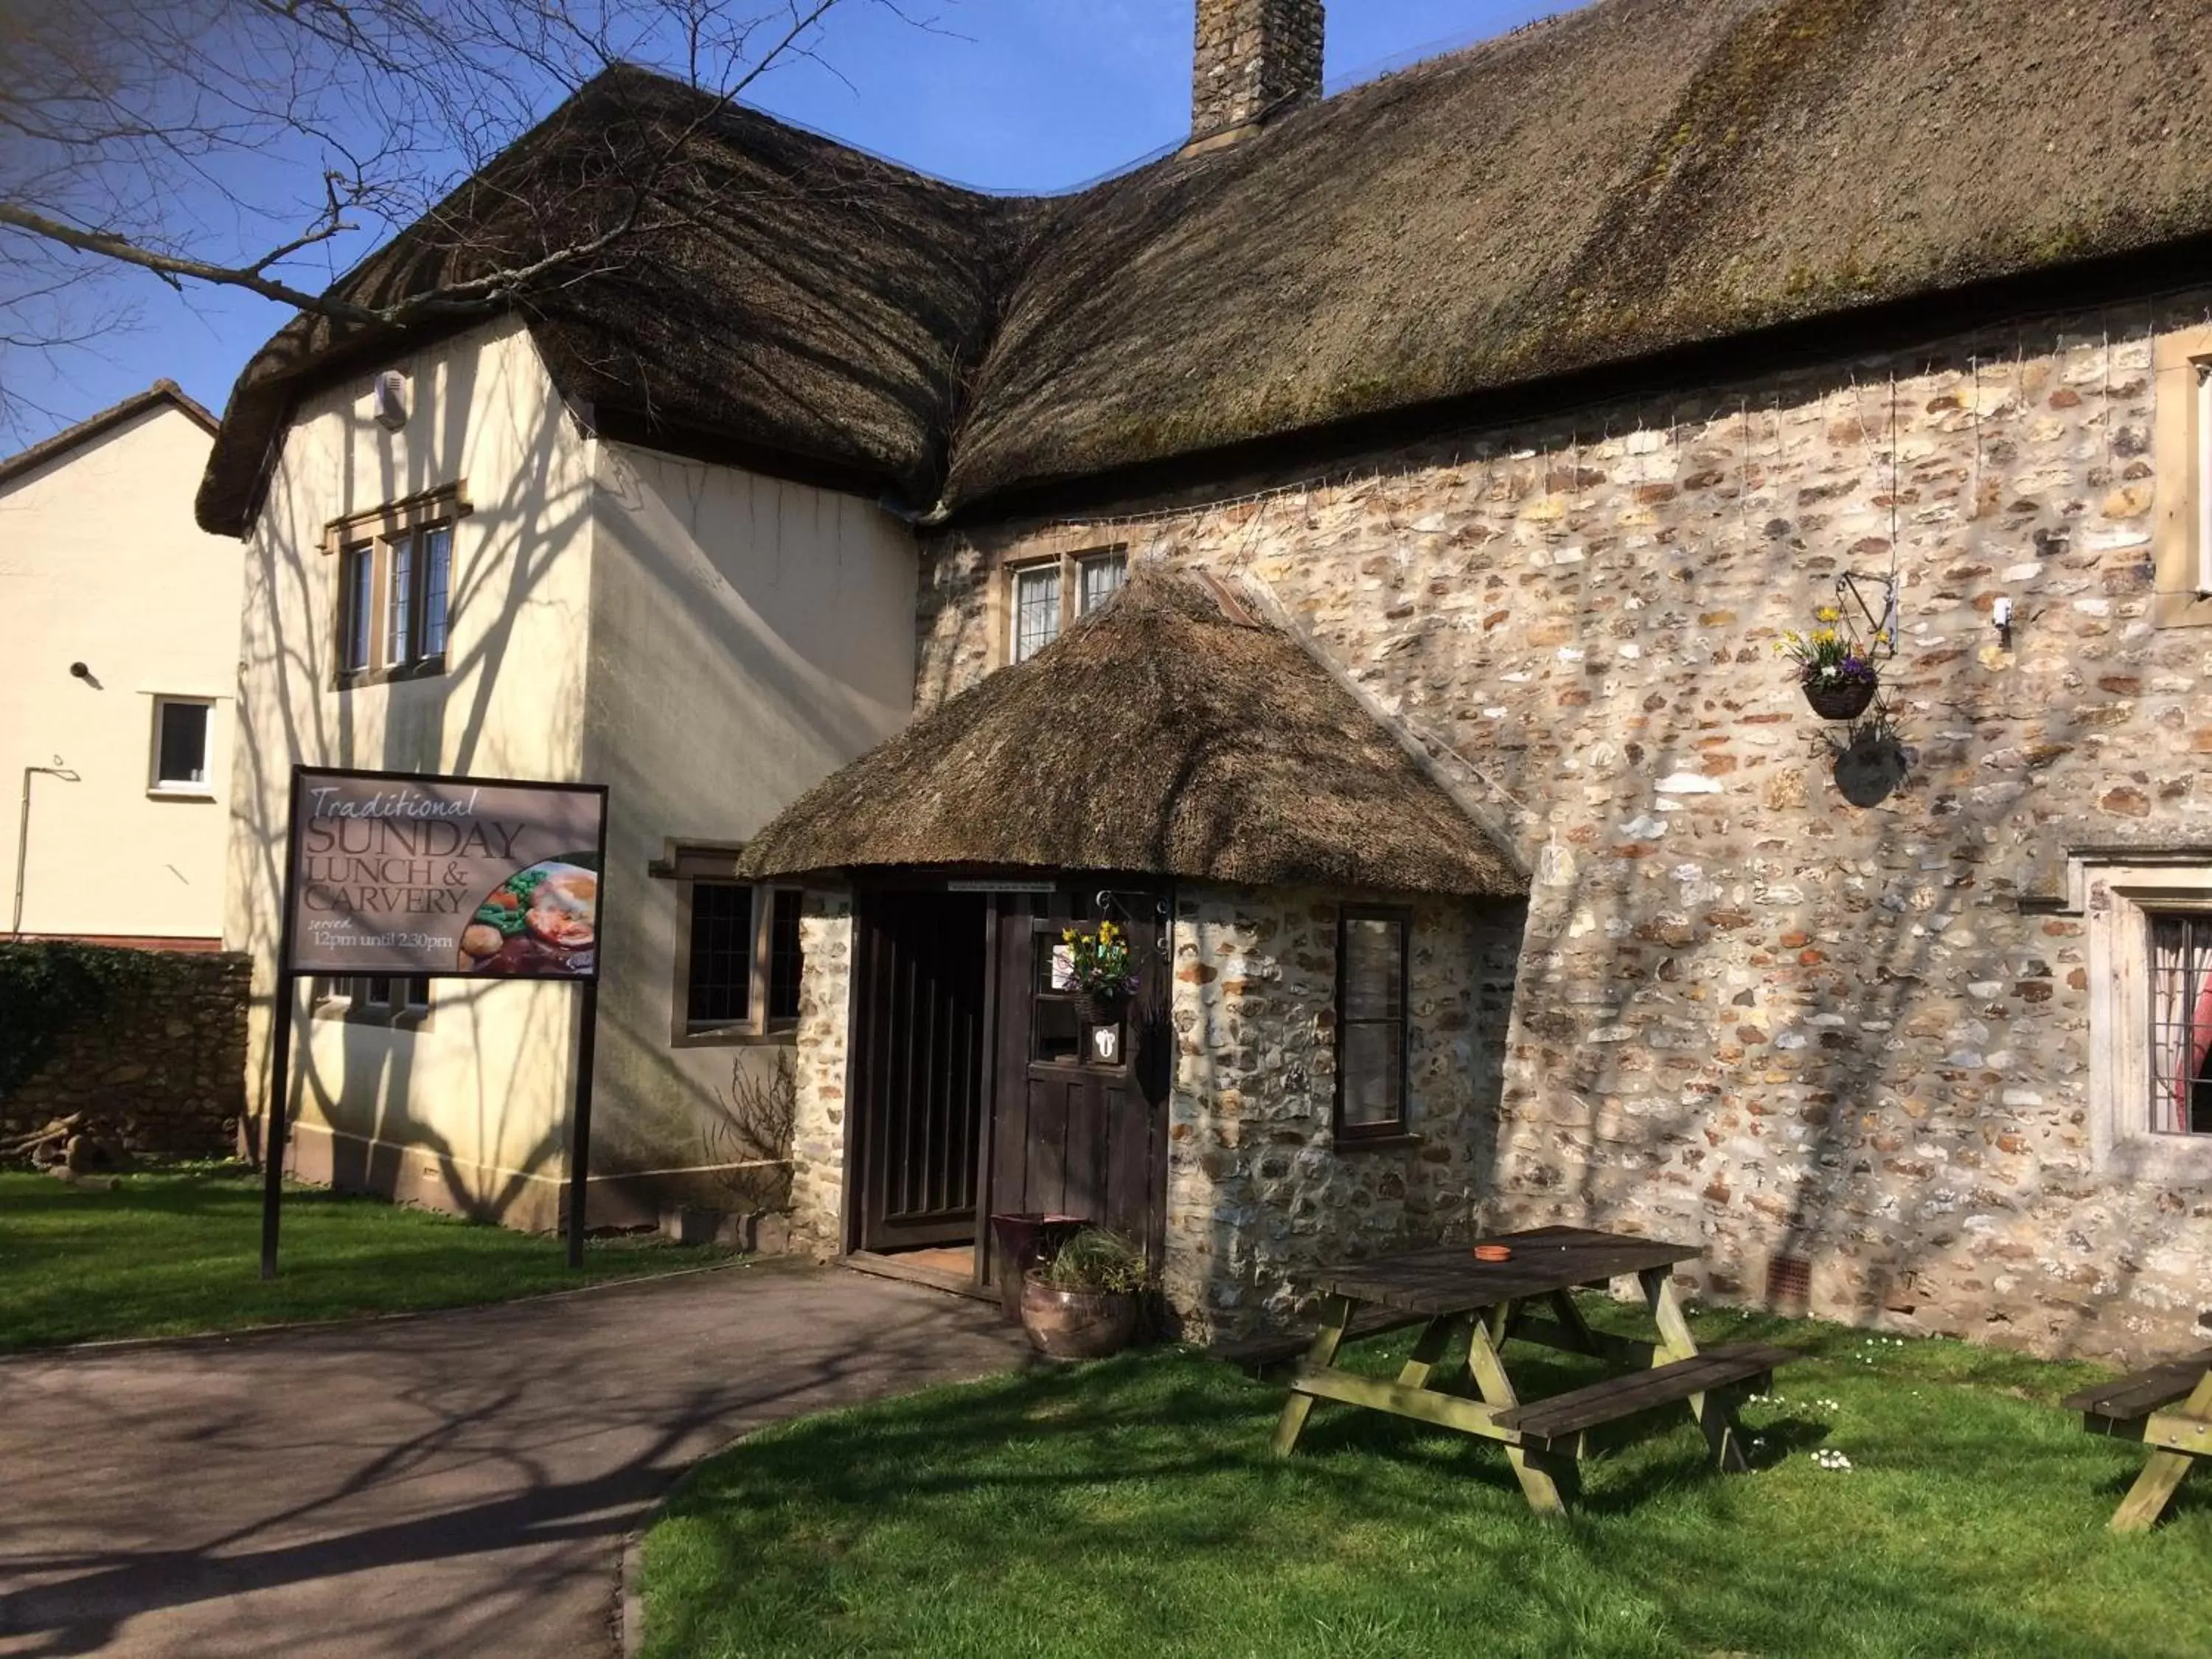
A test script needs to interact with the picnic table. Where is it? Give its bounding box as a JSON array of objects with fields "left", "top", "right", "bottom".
[
  {"left": 1271, "top": 1225, "right": 1796, "bottom": 1514},
  {"left": 2062, "top": 1346, "right": 2212, "bottom": 1531}
]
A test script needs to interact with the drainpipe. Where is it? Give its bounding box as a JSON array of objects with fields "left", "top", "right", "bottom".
[{"left": 10, "top": 763, "right": 81, "bottom": 939}]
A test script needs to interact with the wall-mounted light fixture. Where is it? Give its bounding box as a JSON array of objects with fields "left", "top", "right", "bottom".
[
  {"left": 67, "top": 661, "right": 102, "bottom": 689},
  {"left": 1992, "top": 595, "right": 2014, "bottom": 650}
]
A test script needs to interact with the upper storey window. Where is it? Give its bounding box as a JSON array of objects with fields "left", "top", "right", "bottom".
[
  {"left": 322, "top": 484, "right": 469, "bottom": 686},
  {"left": 1008, "top": 549, "right": 1128, "bottom": 664},
  {"left": 2152, "top": 327, "right": 2212, "bottom": 628}
]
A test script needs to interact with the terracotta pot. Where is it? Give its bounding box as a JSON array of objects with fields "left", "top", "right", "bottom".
[
  {"left": 1801, "top": 675, "right": 1877, "bottom": 720},
  {"left": 1020, "top": 1273, "right": 1140, "bottom": 1360}
]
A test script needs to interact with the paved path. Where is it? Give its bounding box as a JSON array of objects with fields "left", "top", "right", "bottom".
[{"left": 0, "top": 1262, "right": 1030, "bottom": 1658}]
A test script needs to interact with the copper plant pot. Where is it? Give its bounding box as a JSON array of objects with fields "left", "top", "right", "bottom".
[
  {"left": 1020, "top": 1274, "right": 1140, "bottom": 1360},
  {"left": 1801, "top": 675, "right": 1877, "bottom": 720}
]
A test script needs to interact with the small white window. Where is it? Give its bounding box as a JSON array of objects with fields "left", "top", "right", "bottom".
[
  {"left": 1012, "top": 564, "right": 1062, "bottom": 663},
  {"left": 151, "top": 698, "right": 212, "bottom": 792},
  {"left": 1078, "top": 551, "right": 1127, "bottom": 616}
]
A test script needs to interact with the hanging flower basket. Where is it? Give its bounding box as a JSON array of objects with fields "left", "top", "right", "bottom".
[
  {"left": 1777, "top": 602, "right": 1886, "bottom": 722},
  {"left": 1801, "top": 673, "right": 1877, "bottom": 720},
  {"left": 1072, "top": 985, "right": 1127, "bottom": 1027},
  {"left": 1060, "top": 920, "right": 1137, "bottom": 1027}
]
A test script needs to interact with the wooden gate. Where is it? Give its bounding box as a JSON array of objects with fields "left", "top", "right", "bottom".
[
  {"left": 985, "top": 891, "right": 1171, "bottom": 1286},
  {"left": 849, "top": 890, "right": 990, "bottom": 1253}
]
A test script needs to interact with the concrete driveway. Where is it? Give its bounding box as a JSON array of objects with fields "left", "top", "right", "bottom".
[{"left": 0, "top": 1261, "right": 1030, "bottom": 1658}]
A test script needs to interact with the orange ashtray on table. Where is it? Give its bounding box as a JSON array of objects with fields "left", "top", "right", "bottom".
[{"left": 1472, "top": 1243, "right": 1512, "bottom": 1263}]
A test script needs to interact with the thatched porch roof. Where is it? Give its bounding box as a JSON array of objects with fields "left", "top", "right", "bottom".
[{"left": 737, "top": 573, "right": 1526, "bottom": 899}]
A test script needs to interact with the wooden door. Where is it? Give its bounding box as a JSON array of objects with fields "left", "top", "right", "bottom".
[
  {"left": 850, "top": 890, "right": 989, "bottom": 1253},
  {"left": 985, "top": 891, "right": 1171, "bottom": 1289}
]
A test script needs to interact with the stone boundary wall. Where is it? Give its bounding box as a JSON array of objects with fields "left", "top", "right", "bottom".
[
  {"left": 2, "top": 948, "right": 248, "bottom": 1159},
  {"left": 920, "top": 291, "right": 2212, "bottom": 1365}
]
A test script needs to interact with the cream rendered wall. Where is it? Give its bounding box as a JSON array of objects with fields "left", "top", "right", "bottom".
[
  {"left": 0, "top": 404, "right": 239, "bottom": 940},
  {"left": 228, "top": 316, "right": 598, "bottom": 1225},
  {"left": 581, "top": 442, "right": 915, "bottom": 1202}
]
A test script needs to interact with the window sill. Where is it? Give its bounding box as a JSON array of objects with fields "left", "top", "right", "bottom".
[
  {"left": 335, "top": 655, "right": 449, "bottom": 692},
  {"left": 1333, "top": 1131, "right": 1422, "bottom": 1154},
  {"left": 147, "top": 785, "right": 215, "bottom": 801},
  {"left": 2102, "top": 1132, "right": 2212, "bottom": 1183},
  {"left": 672, "top": 1025, "right": 798, "bottom": 1048},
  {"left": 310, "top": 1002, "right": 431, "bottom": 1031}
]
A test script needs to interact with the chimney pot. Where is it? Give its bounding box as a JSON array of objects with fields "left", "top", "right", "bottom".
[{"left": 1187, "top": 0, "right": 1323, "bottom": 151}]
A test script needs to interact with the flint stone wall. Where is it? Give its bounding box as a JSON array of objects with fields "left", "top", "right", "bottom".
[
  {"left": 787, "top": 890, "right": 856, "bottom": 1256},
  {"left": 1165, "top": 883, "right": 1523, "bottom": 1342},
  {"left": 919, "top": 293, "right": 2212, "bottom": 1363},
  {"left": 1, "top": 948, "right": 249, "bottom": 1159}
]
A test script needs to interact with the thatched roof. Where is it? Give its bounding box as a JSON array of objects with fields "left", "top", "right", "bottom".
[
  {"left": 737, "top": 571, "right": 1527, "bottom": 898},
  {"left": 201, "top": 0, "right": 2212, "bottom": 533},
  {"left": 949, "top": 0, "right": 2212, "bottom": 504},
  {"left": 195, "top": 66, "right": 1035, "bottom": 535}
]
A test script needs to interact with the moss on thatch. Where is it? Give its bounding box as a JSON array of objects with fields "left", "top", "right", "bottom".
[
  {"left": 737, "top": 572, "right": 1526, "bottom": 898},
  {"left": 200, "top": 0, "right": 2212, "bottom": 533},
  {"left": 947, "top": 0, "right": 2212, "bottom": 504}
]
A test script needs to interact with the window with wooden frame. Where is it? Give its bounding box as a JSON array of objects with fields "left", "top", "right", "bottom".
[
  {"left": 1335, "top": 906, "right": 1410, "bottom": 1143},
  {"left": 310, "top": 975, "right": 433, "bottom": 1026},
  {"left": 322, "top": 484, "right": 470, "bottom": 685},
  {"left": 1007, "top": 547, "right": 1128, "bottom": 663},
  {"left": 2152, "top": 326, "right": 2212, "bottom": 629},
  {"left": 659, "top": 845, "right": 803, "bottom": 1043}
]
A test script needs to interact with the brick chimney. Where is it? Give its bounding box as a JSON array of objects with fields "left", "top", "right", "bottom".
[{"left": 1186, "top": 0, "right": 1324, "bottom": 153}]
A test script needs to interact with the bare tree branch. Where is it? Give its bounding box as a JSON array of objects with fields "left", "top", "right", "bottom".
[{"left": 0, "top": 0, "right": 910, "bottom": 437}]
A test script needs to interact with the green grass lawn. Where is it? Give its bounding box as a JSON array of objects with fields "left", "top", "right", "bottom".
[
  {"left": 0, "top": 1163, "right": 731, "bottom": 1349},
  {"left": 644, "top": 1306, "right": 2211, "bottom": 1659}
]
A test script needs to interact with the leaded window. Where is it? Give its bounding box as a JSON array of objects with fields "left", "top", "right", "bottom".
[
  {"left": 1337, "top": 907, "right": 1410, "bottom": 1141},
  {"left": 2151, "top": 914, "right": 2212, "bottom": 1135}
]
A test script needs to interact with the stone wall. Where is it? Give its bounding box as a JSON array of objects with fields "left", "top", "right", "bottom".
[
  {"left": 787, "top": 889, "right": 856, "bottom": 1255},
  {"left": 2, "top": 948, "right": 248, "bottom": 1159},
  {"left": 919, "top": 291, "right": 2212, "bottom": 1364},
  {"left": 1165, "top": 883, "right": 1523, "bottom": 1341}
]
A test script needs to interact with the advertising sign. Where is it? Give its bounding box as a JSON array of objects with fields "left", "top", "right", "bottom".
[{"left": 282, "top": 768, "right": 608, "bottom": 981}]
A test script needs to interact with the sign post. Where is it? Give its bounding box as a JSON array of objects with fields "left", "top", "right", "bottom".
[{"left": 262, "top": 765, "right": 609, "bottom": 1276}]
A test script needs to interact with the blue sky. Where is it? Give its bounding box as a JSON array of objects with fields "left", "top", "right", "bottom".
[{"left": 9, "top": 1, "right": 1572, "bottom": 448}]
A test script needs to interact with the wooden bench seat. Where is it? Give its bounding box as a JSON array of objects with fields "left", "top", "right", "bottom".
[
  {"left": 2061, "top": 1348, "right": 2212, "bottom": 1423},
  {"left": 1215, "top": 1305, "right": 1425, "bottom": 1372},
  {"left": 1494, "top": 1342, "right": 1798, "bottom": 1450}
]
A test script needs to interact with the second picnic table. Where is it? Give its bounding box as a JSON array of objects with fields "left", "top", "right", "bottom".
[{"left": 1272, "top": 1225, "right": 1797, "bottom": 1514}]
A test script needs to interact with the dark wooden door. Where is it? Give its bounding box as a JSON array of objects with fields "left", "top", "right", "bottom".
[
  {"left": 850, "top": 890, "right": 989, "bottom": 1253},
  {"left": 985, "top": 891, "right": 1171, "bottom": 1289}
]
